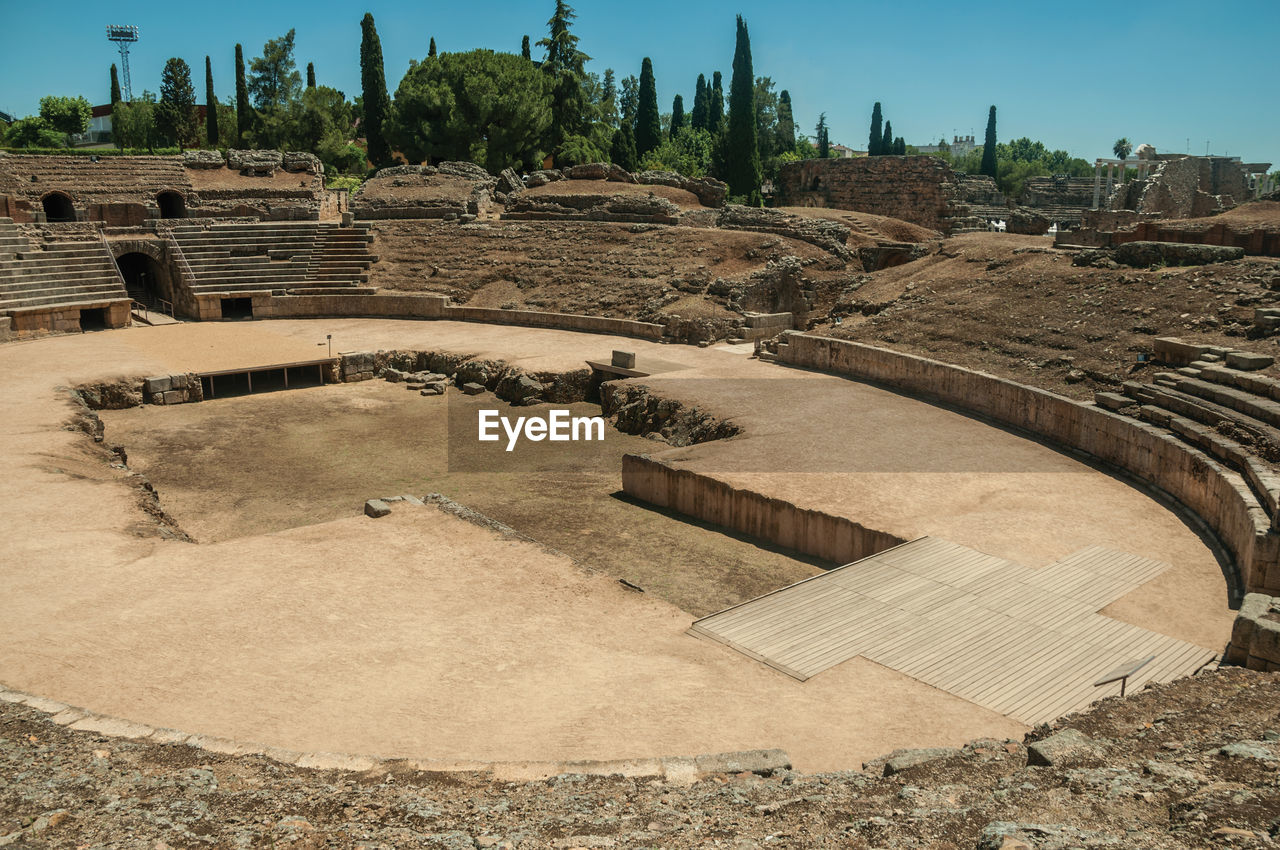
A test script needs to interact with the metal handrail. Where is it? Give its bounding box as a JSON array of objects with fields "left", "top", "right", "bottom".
[
  {"left": 159, "top": 225, "right": 196, "bottom": 300},
  {"left": 99, "top": 227, "right": 130, "bottom": 293}
]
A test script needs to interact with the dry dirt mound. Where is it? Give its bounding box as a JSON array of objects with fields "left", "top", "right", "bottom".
[
  {"left": 776, "top": 205, "right": 943, "bottom": 247},
  {"left": 354, "top": 171, "right": 479, "bottom": 205},
  {"left": 2, "top": 666, "right": 1277, "bottom": 847},
  {"left": 368, "top": 219, "right": 842, "bottom": 319},
  {"left": 523, "top": 179, "right": 706, "bottom": 210},
  {"left": 809, "top": 231, "right": 1280, "bottom": 399}
]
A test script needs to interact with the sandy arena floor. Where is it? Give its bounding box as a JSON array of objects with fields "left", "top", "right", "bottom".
[{"left": 0, "top": 319, "right": 1235, "bottom": 771}]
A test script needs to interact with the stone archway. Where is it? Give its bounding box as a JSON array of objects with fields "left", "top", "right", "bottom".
[
  {"left": 156, "top": 191, "right": 187, "bottom": 219},
  {"left": 108, "top": 239, "right": 181, "bottom": 310},
  {"left": 41, "top": 191, "right": 76, "bottom": 222}
]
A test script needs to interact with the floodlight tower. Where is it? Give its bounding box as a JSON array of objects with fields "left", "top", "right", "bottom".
[{"left": 106, "top": 24, "right": 140, "bottom": 102}]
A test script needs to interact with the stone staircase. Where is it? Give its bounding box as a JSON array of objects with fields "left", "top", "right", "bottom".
[
  {"left": 1096, "top": 346, "right": 1280, "bottom": 526},
  {"left": 0, "top": 218, "right": 129, "bottom": 314},
  {"left": 167, "top": 222, "right": 375, "bottom": 295}
]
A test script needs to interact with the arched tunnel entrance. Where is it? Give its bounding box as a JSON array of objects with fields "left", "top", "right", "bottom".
[
  {"left": 157, "top": 191, "right": 186, "bottom": 219},
  {"left": 41, "top": 192, "right": 75, "bottom": 222},
  {"left": 115, "top": 252, "right": 166, "bottom": 307}
]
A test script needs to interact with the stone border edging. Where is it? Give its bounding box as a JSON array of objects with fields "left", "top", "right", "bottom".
[{"left": 0, "top": 683, "right": 790, "bottom": 783}]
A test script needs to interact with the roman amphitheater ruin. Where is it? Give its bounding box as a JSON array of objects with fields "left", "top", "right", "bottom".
[{"left": 3, "top": 148, "right": 1280, "bottom": 780}]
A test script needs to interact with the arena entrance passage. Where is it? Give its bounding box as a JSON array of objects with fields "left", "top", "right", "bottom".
[
  {"left": 199, "top": 360, "right": 334, "bottom": 400},
  {"left": 156, "top": 191, "right": 186, "bottom": 219},
  {"left": 115, "top": 252, "right": 165, "bottom": 305},
  {"left": 221, "top": 297, "right": 253, "bottom": 319},
  {"left": 41, "top": 192, "right": 75, "bottom": 222}
]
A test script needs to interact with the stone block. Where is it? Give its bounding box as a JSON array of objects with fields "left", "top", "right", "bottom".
[
  {"left": 461, "top": 382, "right": 485, "bottom": 395},
  {"left": 1027, "top": 728, "right": 1094, "bottom": 766},
  {"left": 161, "top": 390, "right": 185, "bottom": 405},
  {"left": 1226, "top": 351, "right": 1275, "bottom": 371},
  {"left": 1093, "top": 392, "right": 1131, "bottom": 411},
  {"left": 882, "top": 746, "right": 962, "bottom": 776},
  {"left": 420, "top": 382, "right": 446, "bottom": 396},
  {"left": 693, "top": 748, "right": 791, "bottom": 776},
  {"left": 611, "top": 350, "right": 636, "bottom": 369},
  {"left": 144, "top": 375, "right": 172, "bottom": 395},
  {"left": 364, "top": 499, "right": 391, "bottom": 518},
  {"left": 1153, "top": 337, "right": 1211, "bottom": 366}
]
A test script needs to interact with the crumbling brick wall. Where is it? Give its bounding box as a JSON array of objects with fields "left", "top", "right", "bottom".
[
  {"left": 775, "top": 157, "right": 964, "bottom": 232},
  {"left": 1111, "top": 156, "right": 1252, "bottom": 218}
]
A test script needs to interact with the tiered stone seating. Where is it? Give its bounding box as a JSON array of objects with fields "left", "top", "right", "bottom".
[
  {"left": 168, "top": 222, "right": 375, "bottom": 295},
  {"left": 0, "top": 219, "right": 129, "bottom": 314},
  {"left": 1096, "top": 352, "right": 1280, "bottom": 523},
  {"left": 0, "top": 155, "right": 191, "bottom": 205}
]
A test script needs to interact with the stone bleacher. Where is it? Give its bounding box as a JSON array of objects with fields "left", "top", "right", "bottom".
[
  {"left": 0, "top": 218, "right": 130, "bottom": 332},
  {"left": 0, "top": 155, "right": 191, "bottom": 206},
  {"left": 167, "top": 221, "right": 376, "bottom": 296},
  {"left": 1095, "top": 340, "right": 1280, "bottom": 528}
]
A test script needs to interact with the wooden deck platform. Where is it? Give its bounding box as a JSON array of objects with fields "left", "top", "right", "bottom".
[{"left": 689, "top": 537, "right": 1218, "bottom": 726}]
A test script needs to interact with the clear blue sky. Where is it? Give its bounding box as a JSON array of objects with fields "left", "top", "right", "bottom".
[{"left": 4, "top": 0, "right": 1277, "bottom": 167}]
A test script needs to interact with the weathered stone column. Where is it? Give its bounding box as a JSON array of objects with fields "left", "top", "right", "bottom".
[{"left": 1092, "top": 163, "right": 1103, "bottom": 209}]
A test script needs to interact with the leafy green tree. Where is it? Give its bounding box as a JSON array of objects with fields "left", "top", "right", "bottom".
[
  {"left": 635, "top": 57, "right": 661, "bottom": 157},
  {"left": 234, "top": 44, "right": 251, "bottom": 145},
  {"left": 156, "top": 59, "right": 197, "bottom": 148},
  {"left": 306, "top": 62, "right": 316, "bottom": 89},
  {"left": 4, "top": 116, "right": 67, "bottom": 148},
  {"left": 600, "top": 68, "right": 618, "bottom": 127},
  {"left": 980, "top": 105, "right": 997, "bottom": 177},
  {"left": 361, "top": 13, "right": 392, "bottom": 167},
  {"left": 816, "top": 113, "right": 829, "bottom": 159},
  {"left": 538, "top": 0, "right": 591, "bottom": 156},
  {"left": 708, "top": 71, "right": 724, "bottom": 133},
  {"left": 204, "top": 57, "right": 219, "bottom": 147},
  {"left": 556, "top": 134, "right": 605, "bottom": 166},
  {"left": 112, "top": 91, "right": 158, "bottom": 150},
  {"left": 39, "top": 95, "right": 92, "bottom": 137},
  {"left": 640, "top": 126, "right": 714, "bottom": 176},
  {"left": 1113, "top": 137, "right": 1132, "bottom": 160},
  {"left": 248, "top": 30, "right": 302, "bottom": 118},
  {"left": 882, "top": 120, "right": 893, "bottom": 156},
  {"left": 110, "top": 65, "right": 122, "bottom": 105},
  {"left": 610, "top": 122, "right": 638, "bottom": 171},
  {"left": 618, "top": 74, "right": 639, "bottom": 127},
  {"left": 670, "top": 94, "right": 685, "bottom": 138},
  {"left": 522, "top": 35, "right": 531, "bottom": 61},
  {"left": 428, "top": 38, "right": 437, "bottom": 59},
  {"left": 723, "top": 16, "right": 761, "bottom": 200},
  {"left": 776, "top": 89, "right": 795, "bottom": 154},
  {"left": 388, "top": 49, "right": 550, "bottom": 172},
  {"left": 690, "top": 74, "right": 708, "bottom": 131},
  {"left": 868, "top": 102, "right": 882, "bottom": 155}
]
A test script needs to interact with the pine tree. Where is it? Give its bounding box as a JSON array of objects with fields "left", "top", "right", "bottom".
[
  {"left": 204, "top": 56, "right": 219, "bottom": 147},
  {"left": 360, "top": 13, "right": 392, "bottom": 167},
  {"left": 110, "top": 64, "right": 122, "bottom": 105},
  {"left": 521, "top": 35, "right": 531, "bottom": 61},
  {"left": 601, "top": 68, "right": 618, "bottom": 127},
  {"left": 635, "top": 56, "right": 660, "bottom": 158},
  {"left": 428, "top": 38, "right": 437, "bottom": 58},
  {"left": 690, "top": 74, "right": 708, "bottom": 131},
  {"left": 670, "top": 94, "right": 685, "bottom": 138},
  {"left": 306, "top": 62, "right": 316, "bottom": 88},
  {"left": 868, "top": 101, "right": 882, "bottom": 156},
  {"left": 776, "top": 89, "right": 795, "bottom": 153},
  {"left": 981, "top": 105, "right": 997, "bottom": 177},
  {"left": 724, "top": 15, "right": 761, "bottom": 201},
  {"left": 538, "top": 0, "right": 591, "bottom": 153},
  {"left": 882, "top": 120, "right": 893, "bottom": 156},
  {"left": 708, "top": 71, "right": 724, "bottom": 133},
  {"left": 816, "top": 113, "right": 829, "bottom": 159},
  {"left": 894, "top": 137, "right": 906, "bottom": 155},
  {"left": 610, "top": 123, "right": 637, "bottom": 171},
  {"left": 234, "top": 43, "right": 250, "bottom": 145}
]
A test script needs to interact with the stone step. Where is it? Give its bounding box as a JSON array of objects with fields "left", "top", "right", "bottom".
[{"left": 1156, "top": 372, "right": 1280, "bottom": 430}]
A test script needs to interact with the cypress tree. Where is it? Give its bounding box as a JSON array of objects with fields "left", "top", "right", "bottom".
[
  {"left": 816, "top": 113, "right": 829, "bottom": 159},
  {"left": 610, "top": 123, "right": 637, "bottom": 172},
  {"left": 538, "top": 1, "right": 591, "bottom": 153},
  {"left": 894, "top": 137, "right": 906, "bottom": 155},
  {"left": 690, "top": 74, "right": 708, "bottom": 131},
  {"left": 868, "top": 101, "right": 882, "bottom": 156},
  {"left": 670, "top": 94, "right": 685, "bottom": 138},
  {"left": 522, "top": 35, "right": 531, "bottom": 61},
  {"left": 981, "top": 105, "right": 998, "bottom": 178},
  {"left": 428, "top": 38, "right": 437, "bottom": 58},
  {"left": 635, "top": 57, "right": 661, "bottom": 158},
  {"left": 234, "top": 43, "right": 250, "bottom": 145},
  {"left": 360, "top": 12, "right": 392, "bottom": 167},
  {"left": 204, "top": 56, "right": 218, "bottom": 147},
  {"left": 306, "top": 62, "right": 316, "bottom": 88},
  {"left": 776, "top": 89, "right": 795, "bottom": 153},
  {"left": 110, "top": 64, "right": 122, "bottom": 104},
  {"left": 724, "top": 15, "right": 761, "bottom": 200},
  {"left": 882, "top": 120, "right": 893, "bottom": 156},
  {"left": 708, "top": 71, "right": 724, "bottom": 133}
]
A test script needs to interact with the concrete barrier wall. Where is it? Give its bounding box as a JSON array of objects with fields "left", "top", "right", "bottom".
[
  {"left": 621, "top": 454, "right": 907, "bottom": 566},
  {"left": 777, "top": 333, "right": 1277, "bottom": 594}
]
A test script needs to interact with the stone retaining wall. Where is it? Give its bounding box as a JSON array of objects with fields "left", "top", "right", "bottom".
[
  {"left": 775, "top": 333, "right": 1279, "bottom": 595},
  {"left": 1226, "top": 593, "right": 1280, "bottom": 671},
  {"left": 775, "top": 157, "right": 963, "bottom": 232}
]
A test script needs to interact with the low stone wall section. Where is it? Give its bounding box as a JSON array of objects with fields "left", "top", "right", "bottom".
[
  {"left": 774, "top": 332, "right": 1278, "bottom": 595},
  {"left": 1225, "top": 593, "right": 1280, "bottom": 671}
]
